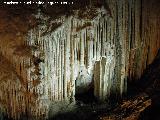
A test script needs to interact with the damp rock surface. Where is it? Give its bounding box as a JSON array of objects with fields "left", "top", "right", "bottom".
[
  {"left": 99, "top": 50, "right": 160, "bottom": 120},
  {"left": 0, "top": 0, "right": 160, "bottom": 119}
]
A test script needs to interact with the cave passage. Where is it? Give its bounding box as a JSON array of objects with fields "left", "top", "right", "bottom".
[{"left": 0, "top": 0, "right": 159, "bottom": 119}]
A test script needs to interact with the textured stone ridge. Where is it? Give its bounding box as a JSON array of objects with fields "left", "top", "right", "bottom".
[
  {"left": 100, "top": 93, "right": 152, "bottom": 120},
  {"left": 100, "top": 49, "right": 160, "bottom": 120},
  {"left": 0, "top": 0, "right": 160, "bottom": 119}
]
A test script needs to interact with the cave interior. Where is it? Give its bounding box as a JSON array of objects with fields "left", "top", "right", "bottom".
[{"left": 0, "top": 0, "right": 160, "bottom": 120}]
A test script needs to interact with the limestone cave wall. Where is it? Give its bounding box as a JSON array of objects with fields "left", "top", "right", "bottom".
[{"left": 0, "top": 0, "right": 159, "bottom": 119}]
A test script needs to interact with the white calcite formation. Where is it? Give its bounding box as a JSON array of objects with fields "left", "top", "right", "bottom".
[
  {"left": 0, "top": 0, "right": 160, "bottom": 119},
  {"left": 27, "top": 8, "right": 118, "bottom": 104}
]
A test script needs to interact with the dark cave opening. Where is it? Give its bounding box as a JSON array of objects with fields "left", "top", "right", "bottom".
[{"left": 75, "top": 86, "right": 97, "bottom": 104}]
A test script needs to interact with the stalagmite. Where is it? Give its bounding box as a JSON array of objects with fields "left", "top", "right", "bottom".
[{"left": 0, "top": 0, "right": 159, "bottom": 119}]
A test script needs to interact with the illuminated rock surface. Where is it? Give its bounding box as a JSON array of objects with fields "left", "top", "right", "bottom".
[
  {"left": 100, "top": 50, "right": 160, "bottom": 120},
  {"left": 0, "top": 0, "right": 159, "bottom": 119}
]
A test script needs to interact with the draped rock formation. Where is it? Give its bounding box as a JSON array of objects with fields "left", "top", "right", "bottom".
[{"left": 0, "top": 0, "right": 159, "bottom": 119}]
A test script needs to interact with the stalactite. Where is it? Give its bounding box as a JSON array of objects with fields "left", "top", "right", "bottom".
[{"left": 0, "top": 0, "right": 159, "bottom": 119}]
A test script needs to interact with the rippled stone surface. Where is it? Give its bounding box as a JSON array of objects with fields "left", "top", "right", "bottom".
[{"left": 0, "top": 0, "right": 159, "bottom": 119}]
